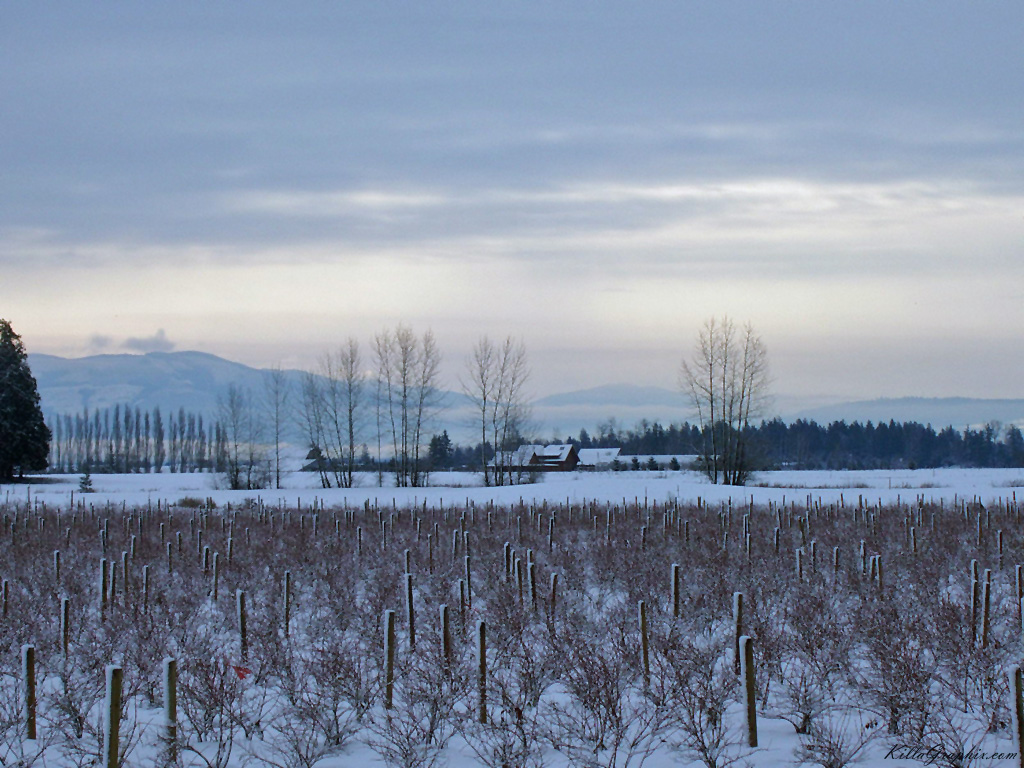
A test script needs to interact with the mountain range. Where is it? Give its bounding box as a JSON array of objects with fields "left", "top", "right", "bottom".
[{"left": 28, "top": 351, "right": 1024, "bottom": 440}]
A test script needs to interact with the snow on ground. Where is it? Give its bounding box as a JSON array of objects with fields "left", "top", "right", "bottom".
[
  {"left": 5, "top": 466, "right": 1022, "bottom": 512},
  {"left": 3, "top": 466, "right": 1023, "bottom": 767}
]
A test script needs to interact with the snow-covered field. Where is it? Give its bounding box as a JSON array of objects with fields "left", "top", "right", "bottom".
[
  {"left": 1, "top": 467, "right": 1022, "bottom": 768},
  {"left": 7, "top": 466, "right": 1024, "bottom": 512}
]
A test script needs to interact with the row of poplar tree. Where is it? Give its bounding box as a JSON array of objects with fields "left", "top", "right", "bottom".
[{"left": 46, "top": 406, "right": 231, "bottom": 475}]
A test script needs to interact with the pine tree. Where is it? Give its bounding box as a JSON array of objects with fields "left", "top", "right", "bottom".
[{"left": 0, "top": 320, "right": 50, "bottom": 480}]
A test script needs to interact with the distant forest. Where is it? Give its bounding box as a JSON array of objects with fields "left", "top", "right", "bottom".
[
  {"left": 560, "top": 418, "right": 1024, "bottom": 470},
  {"left": 46, "top": 405, "right": 1024, "bottom": 474}
]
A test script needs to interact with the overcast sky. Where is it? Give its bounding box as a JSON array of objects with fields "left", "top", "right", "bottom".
[{"left": 2, "top": 1, "right": 1022, "bottom": 402}]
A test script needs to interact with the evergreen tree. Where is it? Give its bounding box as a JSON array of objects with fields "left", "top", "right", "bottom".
[
  {"left": 429, "top": 430, "right": 454, "bottom": 470},
  {"left": 0, "top": 320, "right": 50, "bottom": 480}
]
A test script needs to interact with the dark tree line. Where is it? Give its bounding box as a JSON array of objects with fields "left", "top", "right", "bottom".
[
  {"left": 45, "top": 405, "right": 229, "bottom": 474},
  {"left": 756, "top": 418, "right": 1024, "bottom": 470},
  {"left": 42, "top": 412, "right": 1024, "bottom": 477},
  {"left": 575, "top": 419, "right": 705, "bottom": 456},
  {"left": 566, "top": 418, "right": 1024, "bottom": 470}
]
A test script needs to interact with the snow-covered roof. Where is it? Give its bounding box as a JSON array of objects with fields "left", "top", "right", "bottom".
[
  {"left": 537, "top": 444, "right": 575, "bottom": 461},
  {"left": 493, "top": 444, "right": 580, "bottom": 468}
]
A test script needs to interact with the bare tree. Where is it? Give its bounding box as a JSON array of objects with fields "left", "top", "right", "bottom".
[
  {"left": 218, "top": 383, "right": 269, "bottom": 490},
  {"left": 464, "top": 336, "right": 494, "bottom": 486},
  {"left": 320, "top": 339, "right": 365, "bottom": 489},
  {"left": 679, "top": 317, "right": 770, "bottom": 485},
  {"left": 264, "top": 365, "right": 292, "bottom": 490},
  {"left": 373, "top": 325, "right": 444, "bottom": 487},
  {"left": 298, "top": 372, "right": 330, "bottom": 489},
  {"left": 462, "top": 336, "right": 531, "bottom": 486}
]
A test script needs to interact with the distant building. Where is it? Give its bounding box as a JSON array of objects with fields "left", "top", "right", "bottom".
[
  {"left": 494, "top": 446, "right": 697, "bottom": 473},
  {"left": 495, "top": 444, "right": 581, "bottom": 472}
]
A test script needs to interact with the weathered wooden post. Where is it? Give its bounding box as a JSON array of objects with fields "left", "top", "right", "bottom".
[
  {"left": 671, "top": 562, "right": 680, "bottom": 618},
  {"left": 638, "top": 599, "right": 650, "bottom": 688},
  {"left": 740, "top": 635, "right": 757, "bottom": 747},
  {"left": 109, "top": 560, "right": 118, "bottom": 607},
  {"left": 163, "top": 658, "right": 178, "bottom": 763},
  {"left": 104, "top": 665, "right": 123, "bottom": 768},
  {"left": 211, "top": 554, "right": 219, "bottom": 602},
  {"left": 60, "top": 597, "right": 71, "bottom": 657},
  {"left": 459, "top": 578, "right": 468, "bottom": 633},
  {"left": 733, "top": 592, "right": 744, "bottom": 675},
  {"left": 283, "top": 570, "right": 292, "bottom": 638},
  {"left": 405, "top": 572, "right": 416, "bottom": 651},
  {"left": 440, "top": 603, "right": 452, "bottom": 671},
  {"left": 477, "top": 619, "right": 487, "bottom": 724},
  {"left": 236, "top": 590, "right": 248, "bottom": 660},
  {"left": 99, "top": 558, "right": 108, "bottom": 617},
  {"left": 384, "top": 609, "right": 396, "bottom": 710},
  {"left": 528, "top": 561, "right": 537, "bottom": 612},
  {"left": 23, "top": 644, "right": 36, "bottom": 740},
  {"left": 1010, "top": 667, "right": 1024, "bottom": 768},
  {"left": 981, "top": 570, "right": 992, "bottom": 649},
  {"left": 970, "top": 569, "right": 980, "bottom": 644}
]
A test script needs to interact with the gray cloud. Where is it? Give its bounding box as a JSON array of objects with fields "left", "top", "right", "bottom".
[
  {"left": 122, "top": 329, "right": 175, "bottom": 354},
  {"left": 3, "top": 2, "right": 1022, "bottom": 248},
  {"left": 2, "top": 2, "right": 1023, "bottom": 400},
  {"left": 86, "top": 334, "right": 113, "bottom": 352}
]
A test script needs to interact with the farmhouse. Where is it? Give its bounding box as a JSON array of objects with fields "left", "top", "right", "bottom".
[{"left": 497, "top": 444, "right": 581, "bottom": 472}]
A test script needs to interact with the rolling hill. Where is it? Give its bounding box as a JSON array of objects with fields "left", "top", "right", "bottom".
[{"left": 28, "top": 351, "right": 1024, "bottom": 438}]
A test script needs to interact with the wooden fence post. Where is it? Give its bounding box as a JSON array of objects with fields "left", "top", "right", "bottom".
[
  {"left": 477, "top": 620, "right": 487, "bottom": 724},
  {"left": 384, "top": 609, "right": 396, "bottom": 710},
  {"left": 22, "top": 644, "right": 36, "bottom": 740},
  {"left": 163, "top": 658, "right": 177, "bottom": 763},
  {"left": 740, "top": 635, "right": 757, "bottom": 747},
  {"left": 104, "top": 665, "right": 123, "bottom": 768}
]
